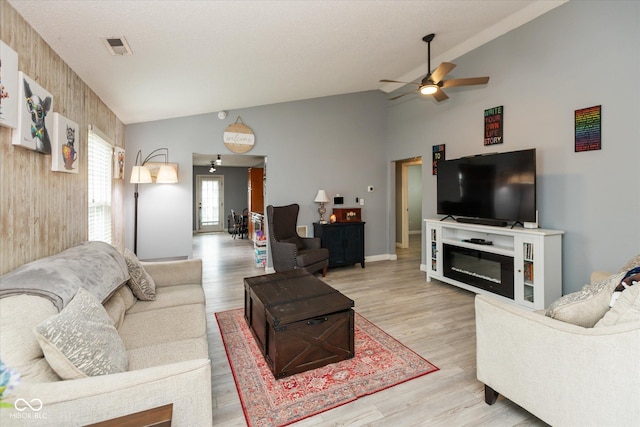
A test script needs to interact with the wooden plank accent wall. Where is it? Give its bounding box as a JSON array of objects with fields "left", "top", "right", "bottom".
[{"left": 0, "top": 0, "right": 125, "bottom": 275}]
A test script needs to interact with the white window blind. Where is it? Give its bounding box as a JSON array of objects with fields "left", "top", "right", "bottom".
[{"left": 88, "top": 128, "right": 112, "bottom": 243}]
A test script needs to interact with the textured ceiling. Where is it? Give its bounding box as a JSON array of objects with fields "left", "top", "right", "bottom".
[{"left": 8, "top": 0, "right": 566, "bottom": 125}]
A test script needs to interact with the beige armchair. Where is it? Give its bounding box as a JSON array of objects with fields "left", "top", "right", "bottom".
[{"left": 475, "top": 266, "right": 640, "bottom": 426}]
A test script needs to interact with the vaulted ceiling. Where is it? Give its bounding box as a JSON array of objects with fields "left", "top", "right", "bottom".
[{"left": 8, "top": 0, "right": 566, "bottom": 125}]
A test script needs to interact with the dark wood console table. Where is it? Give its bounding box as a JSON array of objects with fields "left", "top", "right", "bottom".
[{"left": 314, "top": 222, "right": 365, "bottom": 268}]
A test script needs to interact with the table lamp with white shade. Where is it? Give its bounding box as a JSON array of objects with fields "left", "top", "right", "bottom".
[{"left": 314, "top": 190, "right": 330, "bottom": 224}]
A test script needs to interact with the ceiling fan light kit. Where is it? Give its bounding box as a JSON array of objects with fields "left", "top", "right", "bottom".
[
  {"left": 420, "top": 85, "right": 438, "bottom": 95},
  {"left": 381, "top": 33, "right": 490, "bottom": 102}
]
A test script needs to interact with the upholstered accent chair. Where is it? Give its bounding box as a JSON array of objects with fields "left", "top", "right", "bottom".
[{"left": 266, "top": 204, "right": 329, "bottom": 276}]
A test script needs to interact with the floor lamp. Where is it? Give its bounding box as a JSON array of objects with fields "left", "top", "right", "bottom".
[{"left": 130, "top": 148, "right": 178, "bottom": 255}]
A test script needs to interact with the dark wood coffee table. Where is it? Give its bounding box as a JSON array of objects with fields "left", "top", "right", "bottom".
[{"left": 244, "top": 269, "right": 354, "bottom": 378}]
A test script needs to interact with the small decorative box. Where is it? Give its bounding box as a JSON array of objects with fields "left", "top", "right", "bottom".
[{"left": 332, "top": 208, "right": 362, "bottom": 222}]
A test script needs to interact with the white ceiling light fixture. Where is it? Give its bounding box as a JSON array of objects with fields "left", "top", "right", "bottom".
[
  {"left": 102, "top": 36, "right": 133, "bottom": 56},
  {"left": 209, "top": 161, "right": 216, "bottom": 173},
  {"left": 216, "top": 154, "right": 222, "bottom": 165},
  {"left": 419, "top": 84, "right": 438, "bottom": 95}
]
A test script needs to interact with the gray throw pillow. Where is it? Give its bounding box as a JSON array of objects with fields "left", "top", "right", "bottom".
[
  {"left": 123, "top": 248, "right": 157, "bottom": 300},
  {"left": 33, "top": 288, "right": 128, "bottom": 380}
]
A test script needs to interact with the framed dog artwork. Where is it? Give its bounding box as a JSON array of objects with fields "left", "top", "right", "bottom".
[
  {"left": 12, "top": 71, "right": 54, "bottom": 154},
  {"left": 51, "top": 113, "right": 79, "bottom": 173}
]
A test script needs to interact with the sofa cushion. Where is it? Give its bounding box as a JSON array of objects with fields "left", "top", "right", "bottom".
[
  {"left": 118, "top": 303, "right": 206, "bottom": 350},
  {"left": 127, "top": 337, "right": 209, "bottom": 370},
  {"left": 546, "top": 272, "right": 624, "bottom": 327},
  {"left": 595, "top": 285, "right": 640, "bottom": 327},
  {"left": 33, "top": 288, "right": 128, "bottom": 380},
  {"left": 117, "top": 284, "right": 137, "bottom": 311},
  {"left": 126, "top": 284, "right": 205, "bottom": 314},
  {"left": 124, "top": 248, "right": 157, "bottom": 301},
  {"left": 0, "top": 295, "right": 60, "bottom": 382}
]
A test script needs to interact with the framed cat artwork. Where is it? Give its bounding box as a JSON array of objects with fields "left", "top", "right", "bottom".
[
  {"left": 12, "top": 72, "right": 54, "bottom": 153},
  {"left": 51, "top": 113, "right": 79, "bottom": 173}
]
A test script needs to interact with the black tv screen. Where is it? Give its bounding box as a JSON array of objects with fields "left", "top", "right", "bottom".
[{"left": 437, "top": 149, "right": 536, "bottom": 223}]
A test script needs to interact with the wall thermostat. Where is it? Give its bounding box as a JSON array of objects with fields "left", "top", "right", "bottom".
[{"left": 218, "top": 111, "right": 227, "bottom": 120}]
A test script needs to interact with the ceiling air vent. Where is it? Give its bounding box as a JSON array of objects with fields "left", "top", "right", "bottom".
[{"left": 102, "top": 36, "right": 132, "bottom": 56}]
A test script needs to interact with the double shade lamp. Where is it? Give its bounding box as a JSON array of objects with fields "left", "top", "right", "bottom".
[{"left": 130, "top": 148, "right": 178, "bottom": 254}]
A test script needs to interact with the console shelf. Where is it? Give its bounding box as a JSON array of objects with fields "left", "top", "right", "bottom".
[{"left": 426, "top": 219, "right": 564, "bottom": 310}]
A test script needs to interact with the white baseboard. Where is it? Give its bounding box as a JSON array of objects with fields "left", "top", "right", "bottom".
[{"left": 365, "top": 254, "right": 396, "bottom": 263}]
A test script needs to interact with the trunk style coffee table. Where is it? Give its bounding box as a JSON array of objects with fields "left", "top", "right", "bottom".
[{"left": 244, "top": 269, "right": 354, "bottom": 378}]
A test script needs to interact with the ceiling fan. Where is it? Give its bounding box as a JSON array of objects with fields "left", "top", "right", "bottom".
[{"left": 381, "top": 33, "right": 490, "bottom": 102}]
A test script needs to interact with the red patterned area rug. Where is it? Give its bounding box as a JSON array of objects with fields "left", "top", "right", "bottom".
[{"left": 215, "top": 308, "right": 438, "bottom": 427}]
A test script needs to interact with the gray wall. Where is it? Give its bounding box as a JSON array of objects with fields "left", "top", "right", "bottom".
[
  {"left": 125, "top": 91, "right": 389, "bottom": 261},
  {"left": 386, "top": 0, "right": 640, "bottom": 293}
]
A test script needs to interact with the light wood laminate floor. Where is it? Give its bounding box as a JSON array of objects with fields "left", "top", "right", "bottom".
[{"left": 196, "top": 233, "right": 547, "bottom": 426}]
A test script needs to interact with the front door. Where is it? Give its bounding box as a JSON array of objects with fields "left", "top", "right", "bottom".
[{"left": 196, "top": 175, "right": 224, "bottom": 233}]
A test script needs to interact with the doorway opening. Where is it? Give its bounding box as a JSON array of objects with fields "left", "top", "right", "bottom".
[{"left": 395, "top": 157, "right": 422, "bottom": 249}]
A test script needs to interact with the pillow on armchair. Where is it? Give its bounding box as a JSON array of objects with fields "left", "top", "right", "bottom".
[
  {"left": 595, "top": 284, "right": 640, "bottom": 327},
  {"left": 545, "top": 271, "right": 625, "bottom": 327}
]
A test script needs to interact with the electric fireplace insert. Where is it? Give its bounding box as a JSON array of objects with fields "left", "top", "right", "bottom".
[{"left": 443, "top": 244, "right": 514, "bottom": 299}]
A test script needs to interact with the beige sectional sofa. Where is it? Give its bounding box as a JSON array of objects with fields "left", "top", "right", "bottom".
[
  {"left": 0, "top": 242, "right": 212, "bottom": 426},
  {"left": 476, "top": 256, "right": 640, "bottom": 426}
]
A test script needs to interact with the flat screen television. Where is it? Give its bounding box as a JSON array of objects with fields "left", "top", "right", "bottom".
[{"left": 437, "top": 148, "right": 536, "bottom": 224}]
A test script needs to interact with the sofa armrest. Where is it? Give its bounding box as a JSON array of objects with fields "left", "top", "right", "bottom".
[
  {"left": 1, "top": 359, "right": 212, "bottom": 427},
  {"left": 141, "top": 259, "right": 202, "bottom": 288},
  {"left": 475, "top": 294, "right": 640, "bottom": 426},
  {"left": 301, "top": 237, "right": 321, "bottom": 250}
]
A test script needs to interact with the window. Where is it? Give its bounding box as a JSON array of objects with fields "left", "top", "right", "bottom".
[{"left": 88, "top": 127, "right": 112, "bottom": 243}]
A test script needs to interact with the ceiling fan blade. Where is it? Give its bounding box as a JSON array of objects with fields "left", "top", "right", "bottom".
[
  {"left": 380, "top": 79, "right": 421, "bottom": 86},
  {"left": 389, "top": 90, "right": 417, "bottom": 101},
  {"left": 432, "top": 88, "right": 449, "bottom": 102},
  {"left": 429, "top": 62, "right": 456, "bottom": 84},
  {"left": 441, "top": 77, "right": 490, "bottom": 88}
]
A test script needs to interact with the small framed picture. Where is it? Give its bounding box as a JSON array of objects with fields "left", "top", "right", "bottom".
[
  {"left": 432, "top": 144, "right": 445, "bottom": 175},
  {"left": 575, "top": 105, "right": 601, "bottom": 152},
  {"left": 51, "top": 113, "right": 80, "bottom": 173},
  {"left": 0, "top": 41, "right": 19, "bottom": 129},
  {"left": 114, "top": 146, "right": 125, "bottom": 179}
]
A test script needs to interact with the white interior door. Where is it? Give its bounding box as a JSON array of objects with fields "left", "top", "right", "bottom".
[{"left": 196, "top": 175, "right": 224, "bottom": 233}]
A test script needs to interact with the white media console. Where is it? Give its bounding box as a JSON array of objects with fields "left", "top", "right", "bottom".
[{"left": 425, "top": 219, "right": 564, "bottom": 310}]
